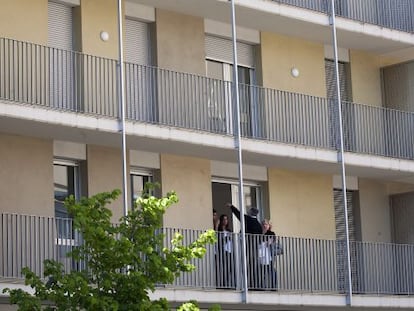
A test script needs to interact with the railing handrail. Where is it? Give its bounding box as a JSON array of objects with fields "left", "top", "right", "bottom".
[
  {"left": 2, "top": 36, "right": 414, "bottom": 160},
  {"left": 272, "top": 0, "right": 414, "bottom": 33},
  {"left": 2, "top": 212, "right": 414, "bottom": 295},
  {"left": 0, "top": 35, "right": 408, "bottom": 113},
  {"left": 2, "top": 211, "right": 413, "bottom": 247}
]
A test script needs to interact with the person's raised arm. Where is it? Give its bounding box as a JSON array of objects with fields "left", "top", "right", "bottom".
[{"left": 225, "top": 202, "right": 241, "bottom": 221}]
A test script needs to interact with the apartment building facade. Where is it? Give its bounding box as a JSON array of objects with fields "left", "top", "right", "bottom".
[{"left": 1, "top": 0, "right": 414, "bottom": 310}]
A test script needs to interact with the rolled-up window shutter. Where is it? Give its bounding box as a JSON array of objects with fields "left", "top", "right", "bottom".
[
  {"left": 48, "top": 1, "right": 73, "bottom": 50},
  {"left": 334, "top": 189, "right": 356, "bottom": 241},
  {"left": 125, "top": 18, "right": 150, "bottom": 65},
  {"left": 205, "top": 35, "right": 254, "bottom": 68},
  {"left": 325, "top": 59, "right": 352, "bottom": 102}
]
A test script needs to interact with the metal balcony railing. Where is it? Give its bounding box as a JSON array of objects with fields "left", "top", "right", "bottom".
[
  {"left": 272, "top": 0, "right": 414, "bottom": 33},
  {"left": 1, "top": 213, "right": 414, "bottom": 295},
  {"left": 1, "top": 37, "right": 414, "bottom": 160}
]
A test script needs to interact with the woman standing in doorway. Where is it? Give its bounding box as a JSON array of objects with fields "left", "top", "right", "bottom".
[{"left": 217, "top": 214, "right": 234, "bottom": 288}]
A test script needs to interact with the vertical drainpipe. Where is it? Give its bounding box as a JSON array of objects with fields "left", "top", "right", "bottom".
[
  {"left": 329, "top": 0, "right": 352, "bottom": 305},
  {"left": 117, "top": 0, "right": 129, "bottom": 217},
  {"left": 230, "top": 0, "right": 249, "bottom": 303}
]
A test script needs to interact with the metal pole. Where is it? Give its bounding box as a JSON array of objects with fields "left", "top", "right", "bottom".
[
  {"left": 329, "top": 0, "right": 352, "bottom": 305},
  {"left": 230, "top": 0, "right": 248, "bottom": 302},
  {"left": 117, "top": 0, "right": 129, "bottom": 216}
]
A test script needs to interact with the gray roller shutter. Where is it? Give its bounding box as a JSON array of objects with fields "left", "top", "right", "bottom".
[
  {"left": 325, "top": 59, "right": 352, "bottom": 102},
  {"left": 205, "top": 35, "right": 255, "bottom": 68},
  {"left": 48, "top": 1, "right": 74, "bottom": 109},
  {"left": 391, "top": 192, "right": 414, "bottom": 244},
  {"left": 381, "top": 62, "right": 414, "bottom": 159},
  {"left": 326, "top": 59, "right": 354, "bottom": 150},
  {"left": 125, "top": 18, "right": 150, "bottom": 65},
  {"left": 334, "top": 189, "right": 359, "bottom": 293},
  {"left": 382, "top": 62, "right": 414, "bottom": 112},
  {"left": 124, "top": 19, "right": 153, "bottom": 121},
  {"left": 334, "top": 189, "right": 356, "bottom": 241},
  {"left": 48, "top": 1, "right": 73, "bottom": 50}
]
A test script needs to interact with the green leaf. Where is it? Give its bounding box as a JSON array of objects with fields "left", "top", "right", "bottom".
[{"left": 6, "top": 184, "right": 218, "bottom": 310}]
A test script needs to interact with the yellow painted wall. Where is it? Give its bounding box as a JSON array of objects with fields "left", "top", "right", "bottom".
[
  {"left": 268, "top": 169, "right": 335, "bottom": 239},
  {"left": 260, "top": 32, "right": 326, "bottom": 97},
  {"left": 155, "top": 9, "right": 205, "bottom": 74},
  {"left": 160, "top": 154, "right": 212, "bottom": 230},
  {"left": 0, "top": 0, "right": 47, "bottom": 44},
  {"left": 349, "top": 50, "right": 383, "bottom": 107},
  {"left": 358, "top": 179, "right": 391, "bottom": 243},
  {"left": 387, "top": 182, "right": 414, "bottom": 195},
  {"left": 0, "top": 133, "right": 53, "bottom": 216},
  {"left": 350, "top": 49, "right": 407, "bottom": 108},
  {"left": 87, "top": 145, "right": 125, "bottom": 221},
  {"left": 78, "top": 0, "right": 119, "bottom": 58}
]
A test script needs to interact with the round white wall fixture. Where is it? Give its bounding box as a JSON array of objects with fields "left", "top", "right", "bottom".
[
  {"left": 291, "top": 67, "right": 300, "bottom": 78},
  {"left": 100, "top": 31, "right": 109, "bottom": 42}
]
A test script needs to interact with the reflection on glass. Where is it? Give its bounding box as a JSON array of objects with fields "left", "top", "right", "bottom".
[
  {"left": 54, "top": 164, "right": 76, "bottom": 219},
  {"left": 131, "top": 173, "right": 152, "bottom": 208}
]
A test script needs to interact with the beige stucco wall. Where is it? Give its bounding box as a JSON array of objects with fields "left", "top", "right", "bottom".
[
  {"left": 387, "top": 182, "right": 414, "bottom": 195},
  {"left": 160, "top": 154, "right": 212, "bottom": 230},
  {"left": 358, "top": 179, "right": 391, "bottom": 243},
  {"left": 0, "top": 133, "right": 53, "bottom": 216},
  {"left": 78, "top": 0, "right": 119, "bottom": 58},
  {"left": 350, "top": 49, "right": 408, "bottom": 107},
  {"left": 87, "top": 145, "right": 125, "bottom": 221},
  {"left": 155, "top": 9, "right": 205, "bottom": 74},
  {"left": 0, "top": 0, "right": 47, "bottom": 44},
  {"left": 349, "top": 50, "right": 383, "bottom": 107},
  {"left": 268, "top": 169, "right": 335, "bottom": 239},
  {"left": 260, "top": 32, "right": 326, "bottom": 97}
]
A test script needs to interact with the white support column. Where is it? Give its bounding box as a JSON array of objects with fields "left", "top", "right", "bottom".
[
  {"left": 330, "top": 0, "right": 352, "bottom": 306},
  {"left": 117, "top": 0, "right": 129, "bottom": 216},
  {"left": 230, "top": 0, "right": 249, "bottom": 303}
]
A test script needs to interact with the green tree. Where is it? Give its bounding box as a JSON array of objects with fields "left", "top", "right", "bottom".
[{"left": 4, "top": 188, "right": 219, "bottom": 310}]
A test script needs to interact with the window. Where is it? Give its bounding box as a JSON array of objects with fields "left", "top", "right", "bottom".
[
  {"left": 212, "top": 179, "right": 264, "bottom": 233},
  {"left": 205, "top": 35, "right": 258, "bottom": 137},
  {"left": 54, "top": 160, "right": 80, "bottom": 219},
  {"left": 54, "top": 159, "right": 83, "bottom": 271},
  {"left": 130, "top": 168, "right": 153, "bottom": 208}
]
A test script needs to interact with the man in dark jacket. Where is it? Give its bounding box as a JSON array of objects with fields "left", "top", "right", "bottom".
[
  {"left": 225, "top": 202, "right": 262, "bottom": 289},
  {"left": 226, "top": 202, "right": 262, "bottom": 234}
]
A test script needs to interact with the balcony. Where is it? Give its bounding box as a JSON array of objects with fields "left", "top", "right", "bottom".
[
  {"left": 1, "top": 37, "right": 414, "bottom": 161},
  {"left": 1, "top": 212, "right": 414, "bottom": 298},
  {"left": 272, "top": 0, "right": 414, "bottom": 33}
]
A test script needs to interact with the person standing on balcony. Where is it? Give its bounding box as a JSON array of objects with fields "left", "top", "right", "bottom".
[
  {"left": 259, "top": 219, "right": 277, "bottom": 290},
  {"left": 216, "top": 214, "right": 234, "bottom": 288},
  {"left": 213, "top": 209, "right": 219, "bottom": 231},
  {"left": 225, "top": 202, "right": 262, "bottom": 289},
  {"left": 225, "top": 203, "right": 262, "bottom": 234}
]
